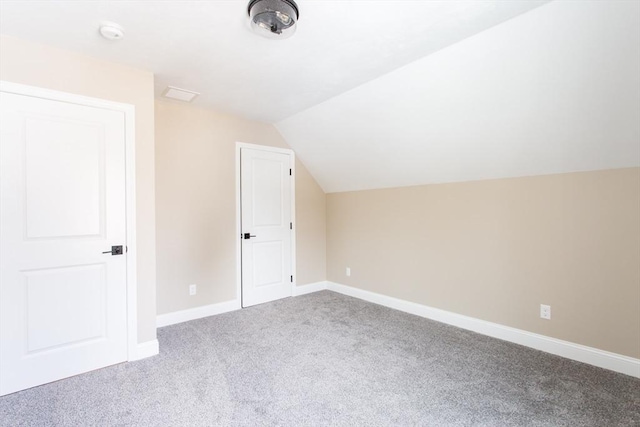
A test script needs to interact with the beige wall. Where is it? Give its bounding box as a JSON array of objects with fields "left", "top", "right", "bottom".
[
  {"left": 155, "top": 100, "right": 325, "bottom": 315},
  {"left": 327, "top": 168, "right": 640, "bottom": 358},
  {"left": 4, "top": 35, "right": 635, "bottom": 362},
  {"left": 0, "top": 36, "right": 157, "bottom": 344}
]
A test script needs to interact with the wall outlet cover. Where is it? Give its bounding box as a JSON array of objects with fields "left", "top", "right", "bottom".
[{"left": 540, "top": 304, "right": 551, "bottom": 320}]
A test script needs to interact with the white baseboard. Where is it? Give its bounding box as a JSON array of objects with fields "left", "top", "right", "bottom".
[
  {"left": 292, "top": 281, "right": 329, "bottom": 296},
  {"left": 156, "top": 299, "right": 241, "bottom": 328},
  {"left": 326, "top": 281, "right": 640, "bottom": 378},
  {"left": 156, "top": 283, "right": 327, "bottom": 329},
  {"left": 130, "top": 339, "right": 159, "bottom": 361}
]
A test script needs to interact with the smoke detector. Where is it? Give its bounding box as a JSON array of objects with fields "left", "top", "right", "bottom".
[{"left": 99, "top": 22, "right": 125, "bottom": 41}]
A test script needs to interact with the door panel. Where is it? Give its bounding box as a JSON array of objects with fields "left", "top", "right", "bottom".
[
  {"left": 252, "top": 241, "right": 284, "bottom": 287},
  {"left": 24, "top": 264, "right": 106, "bottom": 353},
  {"left": 0, "top": 91, "right": 128, "bottom": 396},
  {"left": 241, "top": 148, "right": 292, "bottom": 307},
  {"left": 252, "top": 159, "right": 284, "bottom": 226},
  {"left": 24, "top": 116, "right": 105, "bottom": 239}
]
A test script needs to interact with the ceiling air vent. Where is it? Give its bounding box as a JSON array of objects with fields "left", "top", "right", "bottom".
[{"left": 161, "top": 86, "right": 200, "bottom": 103}]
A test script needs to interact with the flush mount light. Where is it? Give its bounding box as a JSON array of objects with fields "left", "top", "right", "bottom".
[
  {"left": 99, "top": 21, "right": 125, "bottom": 41},
  {"left": 248, "top": 0, "right": 299, "bottom": 39}
]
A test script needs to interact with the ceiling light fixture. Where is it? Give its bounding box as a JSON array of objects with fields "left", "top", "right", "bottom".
[{"left": 248, "top": 0, "right": 299, "bottom": 39}]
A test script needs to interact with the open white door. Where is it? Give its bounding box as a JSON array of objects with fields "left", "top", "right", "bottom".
[
  {"left": 0, "top": 90, "right": 129, "bottom": 396},
  {"left": 240, "top": 147, "right": 294, "bottom": 307}
]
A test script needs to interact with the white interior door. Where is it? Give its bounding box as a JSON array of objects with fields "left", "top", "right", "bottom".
[
  {"left": 241, "top": 147, "right": 293, "bottom": 307},
  {"left": 0, "top": 91, "right": 128, "bottom": 396}
]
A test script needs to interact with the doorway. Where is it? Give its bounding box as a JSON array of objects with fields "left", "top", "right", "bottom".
[
  {"left": 236, "top": 143, "right": 295, "bottom": 307},
  {"left": 0, "top": 82, "right": 137, "bottom": 396}
]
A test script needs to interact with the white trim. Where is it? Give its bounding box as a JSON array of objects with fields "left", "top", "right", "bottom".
[
  {"left": 326, "top": 281, "right": 640, "bottom": 378},
  {"left": 236, "top": 141, "right": 294, "bottom": 156},
  {"left": 292, "top": 281, "right": 329, "bottom": 296},
  {"left": 156, "top": 283, "right": 326, "bottom": 328},
  {"left": 122, "top": 96, "right": 138, "bottom": 362},
  {"left": 235, "top": 146, "right": 242, "bottom": 304},
  {"left": 156, "top": 299, "right": 241, "bottom": 328},
  {"left": 130, "top": 339, "right": 159, "bottom": 361},
  {"left": 290, "top": 153, "right": 297, "bottom": 292},
  {"left": 0, "top": 81, "right": 141, "bottom": 363},
  {"left": 235, "top": 142, "right": 296, "bottom": 308},
  {"left": 1, "top": 81, "right": 133, "bottom": 113}
]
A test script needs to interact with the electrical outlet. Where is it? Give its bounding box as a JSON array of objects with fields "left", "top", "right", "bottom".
[
  {"left": 346, "top": 267, "right": 351, "bottom": 277},
  {"left": 540, "top": 304, "right": 551, "bottom": 320},
  {"left": 189, "top": 284, "right": 197, "bottom": 296}
]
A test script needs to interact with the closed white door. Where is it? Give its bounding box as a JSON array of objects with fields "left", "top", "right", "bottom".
[
  {"left": 0, "top": 91, "right": 128, "bottom": 396},
  {"left": 241, "top": 147, "right": 293, "bottom": 307}
]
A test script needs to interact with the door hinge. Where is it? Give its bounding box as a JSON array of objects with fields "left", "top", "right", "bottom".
[
  {"left": 289, "top": 168, "right": 292, "bottom": 176},
  {"left": 290, "top": 222, "right": 292, "bottom": 230},
  {"left": 290, "top": 275, "right": 293, "bottom": 283}
]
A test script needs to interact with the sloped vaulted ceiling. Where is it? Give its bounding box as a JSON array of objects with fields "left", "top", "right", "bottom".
[
  {"left": 276, "top": 0, "right": 640, "bottom": 193},
  {"left": 1, "top": 1, "right": 638, "bottom": 193},
  {"left": 0, "top": 1, "right": 549, "bottom": 123}
]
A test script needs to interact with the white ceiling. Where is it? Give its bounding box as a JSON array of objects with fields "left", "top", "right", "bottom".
[
  {"left": 1, "top": 1, "right": 638, "bottom": 193},
  {"left": 0, "top": 0, "right": 548, "bottom": 123},
  {"left": 277, "top": 0, "right": 640, "bottom": 192}
]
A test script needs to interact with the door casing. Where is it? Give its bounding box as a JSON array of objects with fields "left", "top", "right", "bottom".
[
  {"left": 0, "top": 81, "right": 139, "bottom": 375},
  {"left": 235, "top": 142, "right": 296, "bottom": 305}
]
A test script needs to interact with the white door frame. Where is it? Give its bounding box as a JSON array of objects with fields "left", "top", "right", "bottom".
[
  {"left": 0, "top": 81, "right": 139, "bottom": 363},
  {"left": 235, "top": 142, "right": 296, "bottom": 305}
]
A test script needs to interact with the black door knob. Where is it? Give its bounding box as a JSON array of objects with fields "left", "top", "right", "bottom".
[{"left": 102, "top": 245, "right": 124, "bottom": 255}]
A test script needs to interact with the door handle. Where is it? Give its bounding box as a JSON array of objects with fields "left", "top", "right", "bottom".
[
  {"left": 243, "top": 233, "right": 256, "bottom": 240},
  {"left": 102, "top": 245, "right": 124, "bottom": 255}
]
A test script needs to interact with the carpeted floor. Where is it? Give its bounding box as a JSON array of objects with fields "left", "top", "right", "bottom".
[{"left": 1, "top": 290, "right": 639, "bottom": 426}]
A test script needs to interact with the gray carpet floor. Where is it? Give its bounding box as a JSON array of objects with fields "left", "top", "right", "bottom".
[{"left": 1, "top": 290, "right": 639, "bottom": 426}]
